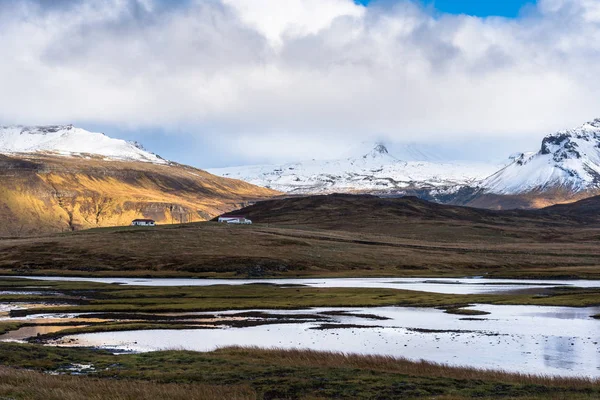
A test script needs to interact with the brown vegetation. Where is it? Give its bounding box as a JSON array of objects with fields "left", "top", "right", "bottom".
[
  {"left": 462, "top": 188, "right": 600, "bottom": 210},
  {"left": 1, "top": 344, "right": 599, "bottom": 399},
  {"left": 220, "top": 347, "right": 598, "bottom": 389},
  {"left": 0, "top": 366, "right": 254, "bottom": 400},
  {"left": 219, "top": 193, "right": 600, "bottom": 230}
]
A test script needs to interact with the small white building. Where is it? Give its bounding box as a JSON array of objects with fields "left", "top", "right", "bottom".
[
  {"left": 218, "top": 215, "right": 253, "bottom": 224},
  {"left": 131, "top": 219, "right": 156, "bottom": 227}
]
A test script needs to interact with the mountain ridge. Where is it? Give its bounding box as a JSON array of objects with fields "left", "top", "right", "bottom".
[
  {"left": 208, "top": 142, "right": 501, "bottom": 199},
  {"left": 210, "top": 118, "right": 600, "bottom": 210},
  {"left": 0, "top": 126, "right": 278, "bottom": 236}
]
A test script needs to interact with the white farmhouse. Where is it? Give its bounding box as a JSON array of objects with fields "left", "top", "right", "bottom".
[
  {"left": 218, "top": 215, "right": 253, "bottom": 224},
  {"left": 131, "top": 219, "right": 156, "bottom": 227}
]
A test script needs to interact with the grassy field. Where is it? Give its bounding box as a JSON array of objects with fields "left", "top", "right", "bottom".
[
  {"left": 2, "top": 194, "right": 600, "bottom": 279},
  {"left": 0, "top": 343, "right": 598, "bottom": 399},
  {"left": 2, "top": 221, "right": 600, "bottom": 279}
]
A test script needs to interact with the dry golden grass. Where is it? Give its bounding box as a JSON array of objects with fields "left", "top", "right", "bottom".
[
  {"left": 0, "top": 367, "right": 256, "bottom": 400},
  {"left": 1, "top": 343, "right": 599, "bottom": 399}
]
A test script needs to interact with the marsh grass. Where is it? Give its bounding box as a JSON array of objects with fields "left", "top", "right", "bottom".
[
  {"left": 444, "top": 307, "right": 491, "bottom": 316},
  {"left": 2, "top": 278, "right": 600, "bottom": 398},
  {"left": 0, "top": 344, "right": 599, "bottom": 399},
  {"left": 0, "top": 366, "right": 255, "bottom": 400},
  {"left": 0, "top": 322, "right": 23, "bottom": 335},
  {"left": 29, "top": 322, "right": 209, "bottom": 341},
  {"left": 218, "top": 347, "right": 598, "bottom": 389}
]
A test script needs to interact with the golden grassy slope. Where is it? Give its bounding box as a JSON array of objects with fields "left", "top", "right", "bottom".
[{"left": 0, "top": 154, "right": 278, "bottom": 236}]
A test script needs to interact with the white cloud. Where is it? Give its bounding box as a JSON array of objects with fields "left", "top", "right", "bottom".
[
  {"left": 221, "top": 0, "right": 365, "bottom": 46},
  {"left": 0, "top": 0, "right": 599, "bottom": 164}
]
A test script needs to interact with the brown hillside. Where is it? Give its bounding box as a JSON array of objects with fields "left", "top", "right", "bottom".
[
  {"left": 462, "top": 188, "right": 600, "bottom": 210},
  {"left": 0, "top": 154, "right": 278, "bottom": 236},
  {"left": 2, "top": 194, "right": 600, "bottom": 279},
  {"left": 540, "top": 194, "right": 600, "bottom": 219},
  {"left": 218, "top": 193, "right": 600, "bottom": 235}
]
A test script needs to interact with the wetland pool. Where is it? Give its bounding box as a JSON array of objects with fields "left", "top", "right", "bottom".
[
  {"left": 10, "top": 276, "right": 600, "bottom": 294},
  {"left": 3, "top": 304, "right": 598, "bottom": 378},
  {"left": 3, "top": 276, "right": 600, "bottom": 378}
]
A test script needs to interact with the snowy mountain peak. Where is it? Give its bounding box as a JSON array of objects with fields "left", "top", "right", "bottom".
[
  {"left": 373, "top": 143, "right": 389, "bottom": 155},
  {"left": 127, "top": 140, "right": 148, "bottom": 151},
  {"left": 540, "top": 133, "right": 582, "bottom": 162},
  {"left": 363, "top": 143, "right": 391, "bottom": 160},
  {"left": 19, "top": 124, "right": 75, "bottom": 135},
  {"left": 209, "top": 140, "right": 499, "bottom": 196},
  {"left": 582, "top": 118, "right": 600, "bottom": 129},
  {"left": 0, "top": 125, "right": 166, "bottom": 164},
  {"left": 539, "top": 118, "right": 600, "bottom": 162},
  {"left": 482, "top": 118, "right": 600, "bottom": 195}
]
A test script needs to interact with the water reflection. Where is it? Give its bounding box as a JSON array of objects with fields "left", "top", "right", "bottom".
[
  {"left": 543, "top": 336, "right": 579, "bottom": 371},
  {"left": 1, "top": 325, "right": 86, "bottom": 341},
  {"left": 9, "top": 276, "right": 600, "bottom": 295},
  {"left": 37, "top": 304, "right": 600, "bottom": 378}
]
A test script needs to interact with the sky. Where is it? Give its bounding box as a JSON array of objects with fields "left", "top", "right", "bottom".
[
  {"left": 358, "top": 0, "right": 533, "bottom": 18},
  {"left": 0, "top": 0, "right": 599, "bottom": 168}
]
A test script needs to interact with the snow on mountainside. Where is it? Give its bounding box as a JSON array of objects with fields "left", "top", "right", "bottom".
[
  {"left": 0, "top": 125, "right": 166, "bottom": 164},
  {"left": 209, "top": 143, "right": 500, "bottom": 195},
  {"left": 483, "top": 118, "right": 600, "bottom": 195}
]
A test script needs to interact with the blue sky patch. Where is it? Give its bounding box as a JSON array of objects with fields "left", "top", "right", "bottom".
[{"left": 356, "top": 0, "right": 534, "bottom": 18}]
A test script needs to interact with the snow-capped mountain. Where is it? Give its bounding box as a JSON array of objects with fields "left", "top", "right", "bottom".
[
  {"left": 209, "top": 143, "right": 500, "bottom": 196},
  {"left": 0, "top": 125, "right": 277, "bottom": 236},
  {"left": 482, "top": 118, "right": 600, "bottom": 195},
  {"left": 0, "top": 125, "right": 166, "bottom": 164}
]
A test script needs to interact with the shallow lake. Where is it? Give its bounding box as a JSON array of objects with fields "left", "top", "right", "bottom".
[
  {"left": 10, "top": 276, "right": 600, "bottom": 294},
  {"left": 3, "top": 276, "right": 600, "bottom": 377},
  {"left": 39, "top": 304, "right": 600, "bottom": 378}
]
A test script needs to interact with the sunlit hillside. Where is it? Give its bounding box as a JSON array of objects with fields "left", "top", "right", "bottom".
[{"left": 0, "top": 154, "right": 278, "bottom": 236}]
